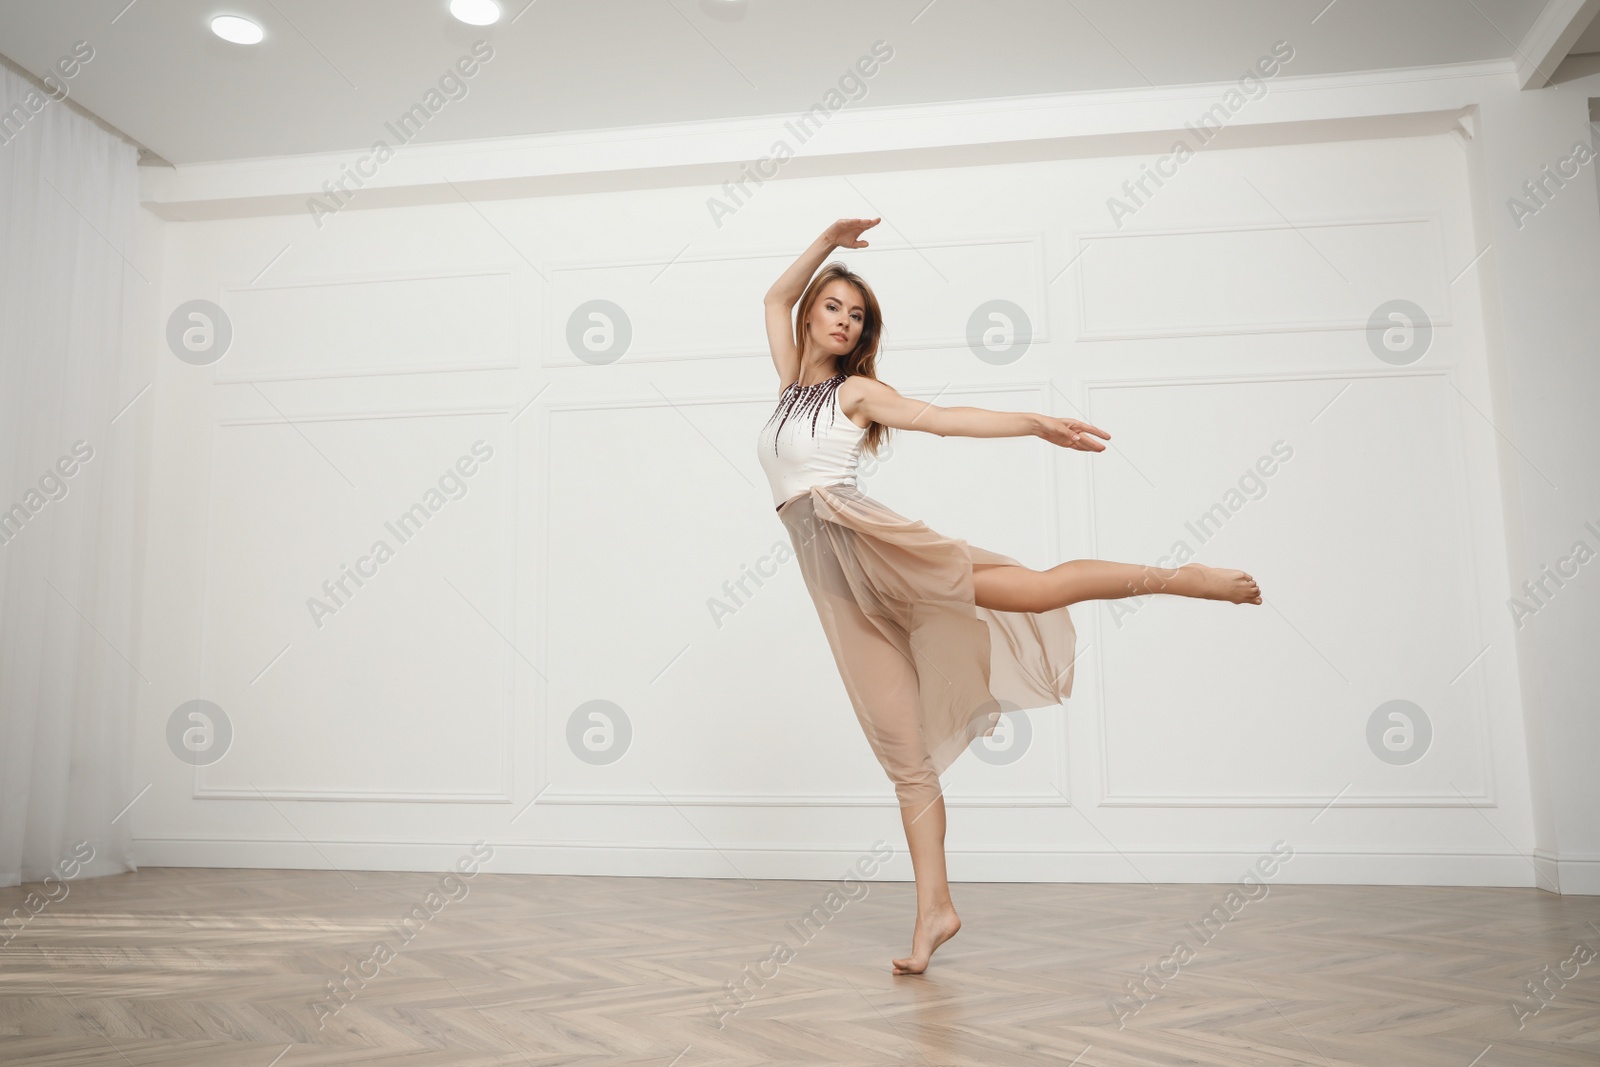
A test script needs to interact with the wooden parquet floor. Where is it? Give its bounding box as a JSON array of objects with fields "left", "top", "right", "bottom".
[{"left": 1, "top": 867, "right": 1597, "bottom": 1066}]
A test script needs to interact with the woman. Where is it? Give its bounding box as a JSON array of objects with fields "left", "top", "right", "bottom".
[{"left": 758, "top": 217, "right": 1261, "bottom": 976}]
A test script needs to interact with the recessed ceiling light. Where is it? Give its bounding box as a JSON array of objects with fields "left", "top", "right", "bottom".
[
  {"left": 449, "top": 0, "right": 501, "bottom": 26},
  {"left": 210, "top": 15, "right": 264, "bottom": 44}
]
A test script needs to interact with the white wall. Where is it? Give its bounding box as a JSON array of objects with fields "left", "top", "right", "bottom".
[
  {"left": 1469, "top": 67, "right": 1600, "bottom": 896},
  {"left": 132, "top": 58, "right": 1599, "bottom": 891}
]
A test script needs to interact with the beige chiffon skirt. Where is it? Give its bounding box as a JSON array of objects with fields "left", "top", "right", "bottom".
[{"left": 777, "top": 481, "right": 1077, "bottom": 810}]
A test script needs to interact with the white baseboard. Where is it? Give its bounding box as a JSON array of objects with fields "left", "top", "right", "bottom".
[{"left": 129, "top": 837, "right": 1593, "bottom": 892}]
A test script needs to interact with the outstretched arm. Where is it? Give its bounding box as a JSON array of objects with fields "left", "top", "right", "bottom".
[{"left": 848, "top": 376, "right": 1110, "bottom": 452}]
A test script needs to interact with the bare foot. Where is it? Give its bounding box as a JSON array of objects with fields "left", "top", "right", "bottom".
[
  {"left": 891, "top": 902, "right": 961, "bottom": 975},
  {"left": 1181, "top": 563, "right": 1262, "bottom": 604}
]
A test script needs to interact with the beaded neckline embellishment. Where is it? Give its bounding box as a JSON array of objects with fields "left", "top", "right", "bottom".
[{"left": 762, "top": 371, "right": 849, "bottom": 454}]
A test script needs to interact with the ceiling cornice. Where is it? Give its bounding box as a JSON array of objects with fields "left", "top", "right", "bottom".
[{"left": 140, "top": 57, "right": 1517, "bottom": 221}]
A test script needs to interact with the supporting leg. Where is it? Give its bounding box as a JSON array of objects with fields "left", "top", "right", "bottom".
[
  {"left": 973, "top": 558, "right": 1261, "bottom": 614},
  {"left": 830, "top": 613, "right": 964, "bottom": 975},
  {"left": 783, "top": 505, "right": 966, "bottom": 974},
  {"left": 894, "top": 791, "right": 962, "bottom": 975}
]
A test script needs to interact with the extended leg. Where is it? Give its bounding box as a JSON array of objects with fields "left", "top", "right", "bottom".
[{"left": 972, "top": 559, "right": 1261, "bottom": 614}]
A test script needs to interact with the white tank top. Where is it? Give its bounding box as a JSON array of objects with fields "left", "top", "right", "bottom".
[{"left": 756, "top": 372, "right": 867, "bottom": 510}]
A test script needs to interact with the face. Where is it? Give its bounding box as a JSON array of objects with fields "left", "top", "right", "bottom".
[{"left": 805, "top": 279, "right": 865, "bottom": 356}]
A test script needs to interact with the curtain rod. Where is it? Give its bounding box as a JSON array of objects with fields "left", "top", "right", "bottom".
[{"left": 0, "top": 48, "right": 171, "bottom": 167}]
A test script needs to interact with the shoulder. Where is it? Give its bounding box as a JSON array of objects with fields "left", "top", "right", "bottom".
[
  {"left": 837, "top": 374, "right": 892, "bottom": 430},
  {"left": 838, "top": 374, "right": 896, "bottom": 401}
]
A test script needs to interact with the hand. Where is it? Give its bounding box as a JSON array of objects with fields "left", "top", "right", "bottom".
[
  {"left": 1036, "top": 415, "right": 1110, "bottom": 452},
  {"left": 822, "top": 217, "right": 881, "bottom": 249}
]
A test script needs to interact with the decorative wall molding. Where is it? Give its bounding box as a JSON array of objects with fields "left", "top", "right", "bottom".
[
  {"left": 194, "top": 404, "right": 519, "bottom": 803},
  {"left": 214, "top": 267, "right": 523, "bottom": 384},
  {"left": 1072, "top": 213, "right": 1452, "bottom": 341},
  {"left": 1080, "top": 367, "right": 1496, "bottom": 808}
]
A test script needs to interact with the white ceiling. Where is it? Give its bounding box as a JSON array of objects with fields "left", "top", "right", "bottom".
[
  {"left": 1575, "top": 8, "right": 1600, "bottom": 49},
  {"left": 0, "top": 0, "right": 1593, "bottom": 167}
]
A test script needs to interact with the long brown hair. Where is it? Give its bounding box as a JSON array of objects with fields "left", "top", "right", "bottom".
[{"left": 794, "top": 262, "right": 890, "bottom": 456}]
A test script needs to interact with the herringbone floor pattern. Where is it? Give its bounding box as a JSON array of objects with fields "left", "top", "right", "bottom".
[{"left": 2, "top": 867, "right": 1597, "bottom": 1065}]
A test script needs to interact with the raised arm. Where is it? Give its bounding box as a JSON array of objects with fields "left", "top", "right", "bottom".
[
  {"left": 845, "top": 376, "right": 1111, "bottom": 451},
  {"left": 763, "top": 219, "right": 881, "bottom": 389}
]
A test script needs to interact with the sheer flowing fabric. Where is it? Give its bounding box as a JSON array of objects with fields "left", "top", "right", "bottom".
[
  {"left": 0, "top": 62, "right": 147, "bottom": 888},
  {"left": 778, "top": 482, "right": 1076, "bottom": 809}
]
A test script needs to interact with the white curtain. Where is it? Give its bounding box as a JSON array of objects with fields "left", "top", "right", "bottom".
[{"left": 0, "top": 61, "right": 149, "bottom": 888}]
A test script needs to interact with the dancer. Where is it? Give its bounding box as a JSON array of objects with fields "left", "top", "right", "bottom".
[{"left": 757, "top": 217, "right": 1261, "bottom": 975}]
